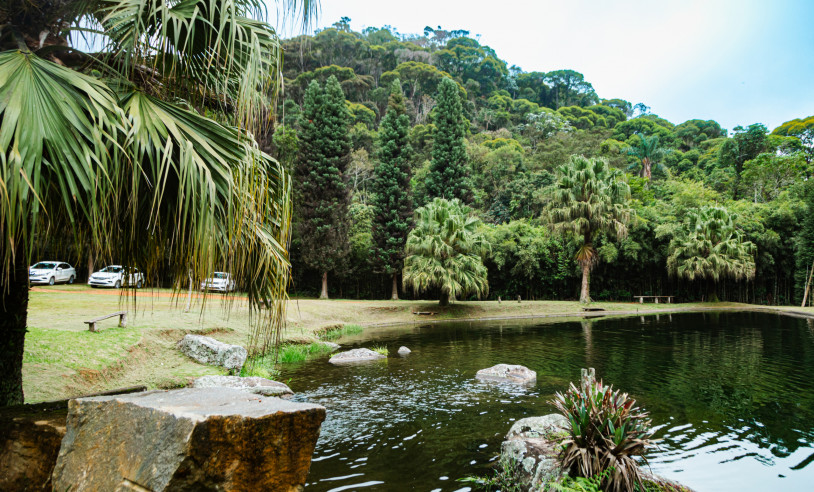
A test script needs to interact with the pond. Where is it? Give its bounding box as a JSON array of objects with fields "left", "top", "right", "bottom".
[{"left": 280, "top": 312, "right": 814, "bottom": 491}]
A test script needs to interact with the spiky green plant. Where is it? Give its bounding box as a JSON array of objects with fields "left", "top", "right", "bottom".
[{"left": 550, "top": 376, "right": 654, "bottom": 492}]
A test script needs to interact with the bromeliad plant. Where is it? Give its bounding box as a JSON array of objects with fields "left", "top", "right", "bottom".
[{"left": 550, "top": 373, "right": 654, "bottom": 492}]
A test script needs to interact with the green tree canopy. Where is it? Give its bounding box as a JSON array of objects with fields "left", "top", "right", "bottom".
[
  {"left": 667, "top": 206, "right": 756, "bottom": 301},
  {"left": 403, "top": 198, "right": 490, "bottom": 305},
  {"left": 426, "top": 77, "right": 470, "bottom": 202}
]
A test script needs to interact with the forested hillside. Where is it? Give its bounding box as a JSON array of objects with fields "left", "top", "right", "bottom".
[{"left": 270, "top": 20, "right": 814, "bottom": 304}]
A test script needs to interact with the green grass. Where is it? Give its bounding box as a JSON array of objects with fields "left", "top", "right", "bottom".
[
  {"left": 371, "top": 345, "right": 388, "bottom": 356},
  {"left": 321, "top": 323, "right": 364, "bottom": 341},
  {"left": 23, "top": 325, "right": 141, "bottom": 371}
]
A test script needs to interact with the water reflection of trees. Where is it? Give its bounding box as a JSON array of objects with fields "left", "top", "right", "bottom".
[{"left": 587, "top": 313, "right": 814, "bottom": 454}]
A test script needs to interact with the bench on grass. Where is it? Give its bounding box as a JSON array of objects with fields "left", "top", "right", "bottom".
[
  {"left": 85, "top": 311, "right": 127, "bottom": 332},
  {"left": 633, "top": 295, "right": 675, "bottom": 304}
]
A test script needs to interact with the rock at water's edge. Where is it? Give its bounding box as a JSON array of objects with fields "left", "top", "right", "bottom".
[
  {"left": 500, "top": 413, "right": 569, "bottom": 490},
  {"left": 397, "top": 346, "right": 411, "bottom": 355},
  {"left": 51, "top": 387, "right": 326, "bottom": 492},
  {"left": 177, "top": 334, "right": 247, "bottom": 371},
  {"left": 476, "top": 364, "right": 537, "bottom": 385},
  {"left": 319, "top": 341, "right": 341, "bottom": 351},
  {"left": 329, "top": 348, "right": 386, "bottom": 364},
  {"left": 192, "top": 375, "right": 293, "bottom": 397}
]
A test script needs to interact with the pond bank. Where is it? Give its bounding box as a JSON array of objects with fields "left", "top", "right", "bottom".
[{"left": 22, "top": 285, "right": 814, "bottom": 402}]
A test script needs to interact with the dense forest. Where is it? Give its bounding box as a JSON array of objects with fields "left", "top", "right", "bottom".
[{"left": 269, "top": 19, "right": 814, "bottom": 305}]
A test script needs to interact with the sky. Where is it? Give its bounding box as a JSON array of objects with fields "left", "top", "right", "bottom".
[{"left": 273, "top": 0, "right": 814, "bottom": 133}]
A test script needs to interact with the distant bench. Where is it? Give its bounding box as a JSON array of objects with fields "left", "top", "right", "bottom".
[
  {"left": 85, "top": 311, "right": 127, "bottom": 332},
  {"left": 633, "top": 296, "right": 674, "bottom": 304}
]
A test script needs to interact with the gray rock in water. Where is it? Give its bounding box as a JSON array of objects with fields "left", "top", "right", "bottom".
[
  {"left": 177, "top": 334, "right": 247, "bottom": 371},
  {"left": 476, "top": 364, "right": 537, "bottom": 385},
  {"left": 500, "top": 413, "right": 569, "bottom": 490},
  {"left": 192, "top": 375, "right": 293, "bottom": 397},
  {"left": 51, "top": 388, "right": 326, "bottom": 492},
  {"left": 329, "top": 348, "right": 386, "bottom": 364},
  {"left": 397, "top": 346, "right": 411, "bottom": 355}
]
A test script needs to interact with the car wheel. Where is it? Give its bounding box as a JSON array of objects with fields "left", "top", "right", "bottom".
[
  {"left": 68, "top": 275, "right": 75, "bottom": 284},
  {"left": 115, "top": 280, "right": 121, "bottom": 289},
  {"left": 136, "top": 280, "right": 143, "bottom": 289},
  {"left": 49, "top": 277, "right": 55, "bottom": 286}
]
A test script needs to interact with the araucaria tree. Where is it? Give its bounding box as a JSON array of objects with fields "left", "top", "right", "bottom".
[
  {"left": 547, "top": 156, "right": 632, "bottom": 304},
  {"left": 667, "top": 206, "right": 756, "bottom": 302},
  {"left": 425, "top": 77, "right": 470, "bottom": 201},
  {"left": 371, "top": 80, "right": 413, "bottom": 299},
  {"left": 0, "top": 0, "right": 312, "bottom": 406},
  {"left": 403, "top": 198, "right": 490, "bottom": 306},
  {"left": 295, "top": 76, "right": 352, "bottom": 299}
]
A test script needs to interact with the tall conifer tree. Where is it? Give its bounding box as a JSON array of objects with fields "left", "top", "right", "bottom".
[
  {"left": 295, "top": 76, "right": 352, "bottom": 298},
  {"left": 371, "top": 80, "right": 414, "bottom": 299},
  {"left": 426, "top": 77, "right": 470, "bottom": 201}
]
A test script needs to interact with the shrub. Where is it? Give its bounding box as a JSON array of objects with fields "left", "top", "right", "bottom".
[{"left": 550, "top": 371, "right": 654, "bottom": 492}]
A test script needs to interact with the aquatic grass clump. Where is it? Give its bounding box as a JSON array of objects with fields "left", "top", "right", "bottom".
[
  {"left": 371, "top": 345, "right": 388, "bottom": 356},
  {"left": 240, "top": 356, "right": 281, "bottom": 380},
  {"left": 550, "top": 370, "right": 654, "bottom": 492},
  {"left": 280, "top": 342, "right": 335, "bottom": 363},
  {"left": 321, "top": 323, "right": 364, "bottom": 341}
]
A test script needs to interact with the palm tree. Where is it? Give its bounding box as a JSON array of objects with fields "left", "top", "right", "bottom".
[
  {"left": 547, "top": 156, "right": 632, "bottom": 304},
  {"left": 667, "top": 206, "right": 756, "bottom": 302},
  {"left": 627, "top": 134, "right": 664, "bottom": 179},
  {"left": 0, "top": 0, "right": 316, "bottom": 406},
  {"left": 403, "top": 198, "right": 490, "bottom": 306}
]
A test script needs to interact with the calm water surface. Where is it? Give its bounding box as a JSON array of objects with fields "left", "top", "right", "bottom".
[{"left": 280, "top": 312, "right": 814, "bottom": 491}]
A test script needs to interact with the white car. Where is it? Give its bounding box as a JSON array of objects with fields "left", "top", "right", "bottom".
[
  {"left": 88, "top": 265, "right": 144, "bottom": 289},
  {"left": 201, "top": 272, "right": 236, "bottom": 292},
  {"left": 29, "top": 261, "right": 76, "bottom": 285}
]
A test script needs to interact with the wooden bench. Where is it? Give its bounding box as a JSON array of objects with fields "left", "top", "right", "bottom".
[
  {"left": 633, "top": 296, "right": 675, "bottom": 304},
  {"left": 85, "top": 311, "right": 127, "bottom": 332}
]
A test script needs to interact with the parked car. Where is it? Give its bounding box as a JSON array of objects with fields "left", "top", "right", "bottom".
[
  {"left": 88, "top": 265, "right": 144, "bottom": 288},
  {"left": 29, "top": 261, "right": 76, "bottom": 285},
  {"left": 200, "top": 272, "right": 236, "bottom": 292}
]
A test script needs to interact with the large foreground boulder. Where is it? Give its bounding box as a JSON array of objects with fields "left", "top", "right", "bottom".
[
  {"left": 177, "top": 334, "right": 247, "bottom": 371},
  {"left": 52, "top": 388, "right": 326, "bottom": 491},
  {"left": 476, "top": 364, "right": 537, "bottom": 385},
  {"left": 329, "top": 348, "right": 386, "bottom": 364},
  {"left": 500, "top": 414, "right": 569, "bottom": 489},
  {"left": 192, "top": 375, "right": 294, "bottom": 397},
  {"left": 0, "top": 403, "right": 67, "bottom": 491}
]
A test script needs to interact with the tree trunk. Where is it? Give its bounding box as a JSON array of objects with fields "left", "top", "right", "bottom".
[
  {"left": 0, "top": 254, "right": 30, "bottom": 406},
  {"left": 643, "top": 158, "right": 652, "bottom": 180},
  {"left": 391, "top": 273, "right": 399, "bottom": 301},
  {"left": 579, "top": 261, "right": 591, "bottom": 304},
  {"left": 707, "top": 278, "right": 720, "bottom": 303},
  {"left": 439, "top": 291, "right": 450, "bottom": 306},
  {"left": 184, "top": 271, "right": 193, "bottom": 313},
  {"left": 802, "top": 259, "right": 814, "bottom": 308},
  {"left": 320, "top": 272, "right": 329, "bottom": 299}
]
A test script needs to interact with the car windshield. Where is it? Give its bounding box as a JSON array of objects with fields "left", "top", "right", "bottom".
[
  {"left": 214, "top": 273, "right": 228, "bottom": 279},
  {"left": 100, "top": 266, "right": 123, "bottom": 273},
  {"left": 32, "top": 262, "right": 56, "bottom": 269}
]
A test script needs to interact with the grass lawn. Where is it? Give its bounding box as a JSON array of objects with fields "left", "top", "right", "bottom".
[{"left": 21, "top": 284, "right": 811, "bottom": 403}]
